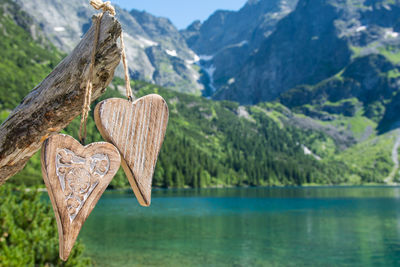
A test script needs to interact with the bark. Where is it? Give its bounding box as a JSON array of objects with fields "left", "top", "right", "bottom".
[{"left": 0, "top": 12, "right": 122, "bottom": 183}]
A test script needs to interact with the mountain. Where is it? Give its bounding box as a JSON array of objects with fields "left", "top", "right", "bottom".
[
  {"left": 182, "top": 0, "right": 297, "bottom": 55},
  {"left": 14, "top": 0, "right": 203, "bottom": 94},
  {"left": 211, "top": 0, "right": 400, "bottom": 104},
  {"left": 214, "top": 0, "right": 352, "bottom": 103},
  {"left": 1, "top": 0, "right": 333, "bottom": 188},
  {"left": 181, "top": 0, "right": 298, "bottom": 95},
  {"left": 1, "top": 0, "right": 399, "bottom": 188},
  {"left": 182, "top": 0, "right": 400, "bottom": 118},
  {"left": 184, "top": 0, "right": 400, "bottom": 134}
]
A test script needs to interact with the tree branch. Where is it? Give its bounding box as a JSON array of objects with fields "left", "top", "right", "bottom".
[{"left": 0, "top": 13, "right": 122, "bottom": 183}]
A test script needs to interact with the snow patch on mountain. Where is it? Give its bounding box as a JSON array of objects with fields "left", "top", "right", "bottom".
[
  {"left": 166, "top": 49, "right": 178, "bottom": 57},
  {"left": 54, "top": 27, "right": 65, "bottom": 32},
  {"left": 384, "top": 29, "right": 399, "bottom": 39},
  {"left": 199, "top": 54, "right": 214, "bottom": 61},
  {"left": 356, "top": 25, "right": 367, "bottom": 32},
  {"left": 136, "top": 35, "right": 158, "bottom": 48}
]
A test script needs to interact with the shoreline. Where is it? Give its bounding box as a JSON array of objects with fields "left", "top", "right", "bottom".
[
  {"left": 105, "top": 183, "right": 400, "bottom": 192},
  {"left": 17, "top": 183, "right": 400, "bottom": 193}
]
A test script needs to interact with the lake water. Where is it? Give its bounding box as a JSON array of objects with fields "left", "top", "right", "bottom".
[{"left": 79, "top": 187, "right": 400, "bottom": 266}]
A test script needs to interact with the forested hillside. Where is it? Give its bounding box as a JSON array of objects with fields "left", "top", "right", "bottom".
[
  {"left": 1, "top": 0, "right": 399, "bottom": 189},
  {"left": 0, "top": 0, "right": 63, "bottom": 110},
  {"left": 7, "top": 78, "right": 399, "bottom": 188},
  {"left": 6, "top": 79, "right": 346, "bottom": 188}
]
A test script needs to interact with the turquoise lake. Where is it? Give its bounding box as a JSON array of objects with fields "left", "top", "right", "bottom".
[{"left": 79, "top": 187, "right": 400, "bottom": 266}]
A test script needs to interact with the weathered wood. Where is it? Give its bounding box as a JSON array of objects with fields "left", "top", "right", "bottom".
[
  {"left": 0, "top": 13, "right": 122, "bottom": 183},
  {"left": 94, "top": 95, "right": 169, "bottom": 206},
  {"left": 41, "top": 134, "right": 120, "bottom": 261}
]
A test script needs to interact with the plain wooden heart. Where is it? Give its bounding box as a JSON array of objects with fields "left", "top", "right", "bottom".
[
  {"left": 41, "top": 134, "right": 120, "bottom": 261},
  {"left": 94, "top": 94, "right": 169, "bottom": 206}
]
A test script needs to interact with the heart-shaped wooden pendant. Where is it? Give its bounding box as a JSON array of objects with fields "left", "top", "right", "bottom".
[
  {"left": 41, "top": 134, "right": 120, "bottom": 261},
  {"left": 94, "top": 94, "right": 169, "bottom": 206}
]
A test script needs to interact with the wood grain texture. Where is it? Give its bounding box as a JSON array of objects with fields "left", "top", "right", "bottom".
[
  {"left": 41, "top": 134, "right": 120, "bottom": 261},
  {"left": 0, "top": 12, "right": 122, "bottom": 184},
  {"left": 94, "top": 95, "right": 169, "bottom": 206}
]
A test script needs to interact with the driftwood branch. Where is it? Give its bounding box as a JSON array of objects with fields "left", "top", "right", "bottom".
[{"left": 0, "top": 13, "right": 122, "bottom": 183}]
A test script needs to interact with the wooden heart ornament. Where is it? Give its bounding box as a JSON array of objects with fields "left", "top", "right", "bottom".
[
  {"left": 94, "top": 94, "right": 169, "bottom": 206},
  {"left": 41, "top": 134, "right": 120, "bottom": 261}
]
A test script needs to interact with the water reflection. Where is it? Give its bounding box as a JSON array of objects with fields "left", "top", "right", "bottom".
[{"left": 80, "top": 187, "right": 400, "bottom": 266}]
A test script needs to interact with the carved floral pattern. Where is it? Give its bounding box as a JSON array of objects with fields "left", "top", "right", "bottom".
[{"left": 55, "top": 148, "right": 110, "bottom": 221}]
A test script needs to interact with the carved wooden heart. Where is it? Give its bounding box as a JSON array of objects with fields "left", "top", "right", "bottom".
[
  {"left": 94, "top": 94, "right": 169, "bottom": 206},
  {"left": 41, "top": 134, "right": 120, "bottom": 261}
]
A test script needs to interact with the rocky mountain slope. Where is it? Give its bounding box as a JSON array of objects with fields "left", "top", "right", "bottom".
[
  {"left": 214, "top": 0, "right": 351, "bottom": 103},
  {"left": 211, "top": 0, "right": 400, "bottom": 106},
  {"left": 12, "top": 0, "right": 400, "bottom": 107},
  {"left": 181, "top": 0, "right": 298, "bottom": 95},
  {"left": 14, "top": 0, "right": 203, "bottom": 94},
  {"left": 179, "top": 0, "right": 400, "bottom": 135}
]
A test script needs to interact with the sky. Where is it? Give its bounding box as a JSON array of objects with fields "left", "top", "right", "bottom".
[{"left": 111, "top": 0, "right": 248, "bottom": 29}]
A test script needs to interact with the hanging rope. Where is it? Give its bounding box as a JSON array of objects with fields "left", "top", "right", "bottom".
[
  {"left": 79, "top": 12, "right": 103, "bottom": 145},
  {"left": 91, "top": 0, "right": 133, "bottom": 101},
  {"left": 120, "top": 32, "right": 133, "bottom": 101},
  {"left": 90, "top": 0, "right": 116, "bottom": 16},
  {"left": 79, "top": 0, "right": 134, "bottom": 144}
]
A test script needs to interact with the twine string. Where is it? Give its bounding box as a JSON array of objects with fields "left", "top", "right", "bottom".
[
  {"left": 91, "top": 0, "right": 133, "bottom": 100},
  {"left": 90, "top": 0, "right": 116, "bottom": 16},
  {"left": 79, "top": 0, "right": 134, "bottom": 144},
  {"left": 120, "top": 32, "right": 133, "bottom": 101},
  {"left": 79, "top": 7, "right": 104, "bottom": 144}
]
